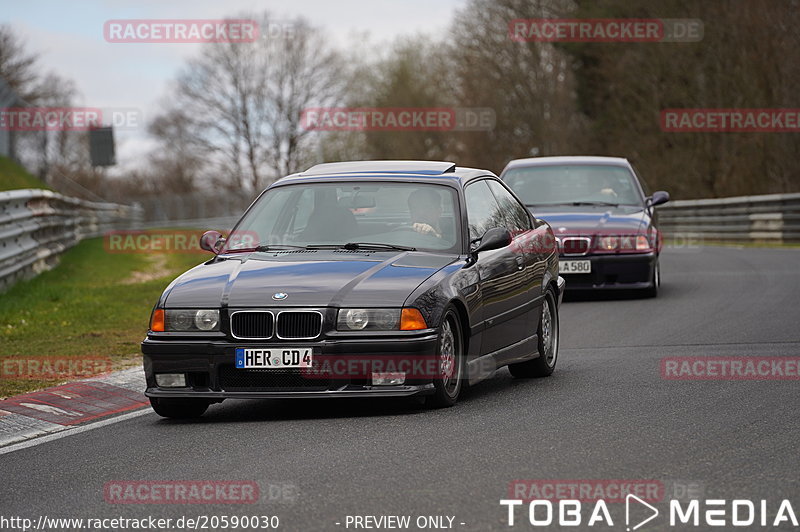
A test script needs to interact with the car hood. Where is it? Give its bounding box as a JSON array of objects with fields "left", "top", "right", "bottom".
[
  {"left": 163, "top": 250, "right": 457, "bottom": 308},
  {"left": 530, "top": 205, "right": 648, "bottom": 235}
]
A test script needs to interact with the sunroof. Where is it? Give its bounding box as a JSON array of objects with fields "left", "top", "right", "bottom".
[{"left": 302, "top": 160, "right": 456, "bottom": 176}]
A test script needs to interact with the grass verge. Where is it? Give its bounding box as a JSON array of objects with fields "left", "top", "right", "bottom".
[
  {"left": 0, "top": 237, "right": 204, "bottom": 397},
  {"left": 0, "top": 156, "right": 51, "bottom": 192}
]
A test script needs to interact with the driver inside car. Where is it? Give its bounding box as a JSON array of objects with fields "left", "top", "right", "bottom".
[
  {"left": 408, "top": 188, "right": 444, "bottom": 238},
  {"left": 596, "top": 175, "right": 619, "bottom": 199}
]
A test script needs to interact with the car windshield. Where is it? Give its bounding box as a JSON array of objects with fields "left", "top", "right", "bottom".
[
  {"left": 225, "top": 181, "right": 461, "bottom": 253},
  {"left": 503, "top": 164, "right": 644, "bottom": 206}
]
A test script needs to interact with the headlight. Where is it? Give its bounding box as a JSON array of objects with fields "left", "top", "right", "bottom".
[
  {"left": 596, "top": 234, "right": 652, "bottom": 253},
  {"left": 195, "top": 310, "right": 220, "bottom": 331},
  {"left": 337, "top": 309, "right": 401, "bottom": 331},
  {"left": 163, "top": 309, "right": 220, "bottom": 332}
]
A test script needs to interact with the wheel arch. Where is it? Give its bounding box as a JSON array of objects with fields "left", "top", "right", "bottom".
[
  {"left": 548, "top": 279, "right": 560, "bottom": 297},
  {"left": 448, "top": 298, "right": 471, "bottom": 354}
]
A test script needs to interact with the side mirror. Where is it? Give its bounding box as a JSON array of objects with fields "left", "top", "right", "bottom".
[
  {"left": 200, "top": 230, "right": 225, "bottom": 254},
  {"left": 648, "top": 190, "right": 670, "bottom": 207},
  {"left": 473, "top": 227, "right": 512, "bottom": 254}
]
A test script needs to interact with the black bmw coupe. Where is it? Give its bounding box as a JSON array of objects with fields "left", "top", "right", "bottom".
[{"left": 142, "top": 161, "right": 564, "bottom": 418}]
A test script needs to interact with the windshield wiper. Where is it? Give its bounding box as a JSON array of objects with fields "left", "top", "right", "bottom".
[
  {"left": 306, "top": 242, "right": 416, "bottom": 252},
  {"left": 227, "top": 242, "right": 416, "bottom": 253},
  {"left": 570, "top": 201, "right": 620, "bottom": 207},
  {"left": 346, "top": 242, "right": 416, "bottom": 251},
  {"left": 223, "top": 244, "right": 309, "bottom": 254}
]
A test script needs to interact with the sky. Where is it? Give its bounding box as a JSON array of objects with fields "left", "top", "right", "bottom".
[{"left": 2, "top": 0, "right": 466, "bottom": 171}]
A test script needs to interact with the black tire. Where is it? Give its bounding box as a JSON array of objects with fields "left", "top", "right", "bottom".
[
  {"left": 149, "top": 397, "right": 210, "bottom": 419},
  {"left": 509, "top": 288, "right": 559, "bottom": 378},
  {"left": 643, "top": 259, "right": 660, "bottom": 298},
  {"left": 425, "top": 307, "right": 465, "bottom": 408}
]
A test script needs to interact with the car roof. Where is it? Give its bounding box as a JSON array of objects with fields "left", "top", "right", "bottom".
[
  {"left": 273, "top": 160, "right": 495, "bottom": 188},
  {"left": 501, "top": 155, "right": 632, "bottom": 174}
]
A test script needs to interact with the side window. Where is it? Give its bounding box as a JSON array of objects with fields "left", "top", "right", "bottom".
[
  {"left": 486, "top": 180, "right": 532, "bottom": 234},
  {"left": 464, "top": 180, "right": 503, "bottom": 241}
]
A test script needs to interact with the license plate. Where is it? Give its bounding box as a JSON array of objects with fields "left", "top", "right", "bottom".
[
  {"left": 559, "top": 260, "right": 591, "bottom": 274},
  {"left": 235, "top": 348, "right": 313, "bottom": 369}
]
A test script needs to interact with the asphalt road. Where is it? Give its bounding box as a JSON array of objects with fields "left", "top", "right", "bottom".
[{"left": 2, "top": 245, "right": 799, "bottom": 531}]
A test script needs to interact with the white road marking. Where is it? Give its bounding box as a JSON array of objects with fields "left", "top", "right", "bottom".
[
  {"left": 18, "top": 402, "right": 82, "bottom": 417},
  {"left": 0, "top": 407, "right": 151, "bottom": 455}
]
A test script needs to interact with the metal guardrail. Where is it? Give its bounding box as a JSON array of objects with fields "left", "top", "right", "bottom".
[
  {"left": 137, "top": 216, "right": 240, "bottom": 231},
  {"left": 136, "top": 191, "right": 255, "bottom": 224},
  {"left": 658, "top": 193, "right": 800, "bottom": 243},
  {"left": 0, "top": 189, "right": 142, "bottom": 292}
]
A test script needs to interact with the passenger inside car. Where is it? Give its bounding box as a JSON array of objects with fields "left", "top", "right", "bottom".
[{"left": 301, "top": 188, "right": 358, "bottom": 241}]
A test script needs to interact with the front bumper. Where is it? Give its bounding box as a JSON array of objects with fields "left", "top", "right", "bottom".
[
  {"left": 559, "top": 252, "right": 656, "bottom": 290},
  {"left": 142, "top": 332, "right": 440, "bottom": 399},
  {"left": 147, "top": 385, "right": 435, "bottom": 400}
]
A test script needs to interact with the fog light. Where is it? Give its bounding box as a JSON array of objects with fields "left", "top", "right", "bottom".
[
  {"left": 372, "top": 372, "right": 405, "bottom": 385},
  {"left": 598, "top": 236, "right": 619, "bottom": 250},
  {"left": 156, "top": 373, "right": 186, "bottom": 387}
]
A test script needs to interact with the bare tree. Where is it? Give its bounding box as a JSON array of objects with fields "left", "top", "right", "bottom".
[
  {"left": 147, "top": 109, "right": 204, "bottom": 193},
  {"left": 29, "top": 73, "right": 82, "bottom": 180},
  {"left": 570, "top": 0, "right": 800, "bottom": 197},
  {"left": 318, "top": 37, "right": 458, "bottom": 162},
  {"left": 319, "top": 0, "right": 585, "bottom": 173},
  {"left": 264, "top": 18, "right": 347, "bottom": 177},
  {"left": 157, "top": 14, "right": 345, "bottom": 193},
  {"left": 0, "top": 27, "right": 99, "bottom": 196},
  {"left": 447, "top": 0, "right": 586, "bottom": 171},
  {"left": 0, "top": 25, "right": 40, "bottom": 100}
]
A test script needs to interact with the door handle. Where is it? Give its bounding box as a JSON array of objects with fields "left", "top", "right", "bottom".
[{"left": 515, "top": 256, "right": 524, "bottom": 270}]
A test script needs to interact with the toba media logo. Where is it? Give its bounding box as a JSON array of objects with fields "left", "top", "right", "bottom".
[{"left": 500, "top": 497, "right": 798, "bottom": 528}]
